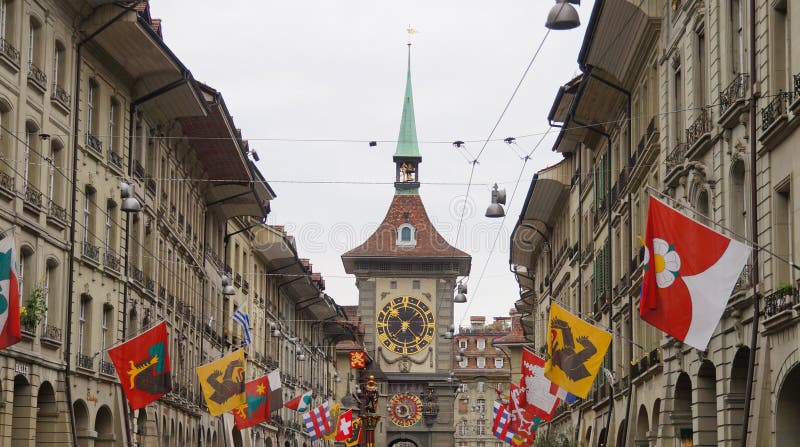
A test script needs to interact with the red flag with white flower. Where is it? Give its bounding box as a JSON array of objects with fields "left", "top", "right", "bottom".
[
  {"left": 520, "top": 348, "right": 559, "bottom": 421},
  {"left": 640, "top": 196, "right": 749, "bottom": 350}
]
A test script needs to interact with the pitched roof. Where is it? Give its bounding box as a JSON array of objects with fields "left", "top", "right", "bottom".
[
  {"left": 395, "top": 45, "right": 420, "bottom": 159},
  {"left": 342, "top": 194, "right": 469, "bottom": 261}
]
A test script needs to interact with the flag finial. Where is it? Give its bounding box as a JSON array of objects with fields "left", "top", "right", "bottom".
[{"left": 406, "top": 25, "right": 418, "bottom": 45}]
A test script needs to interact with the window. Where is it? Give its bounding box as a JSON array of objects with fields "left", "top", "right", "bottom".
[
  {"left": 730, "top": 0, "right": 743, "bottom": 76},
  {"left": 730, "top": 161, "right": 746, "bottom": 237},
  {"left": 396, "top": 224, "right": 416, "bottom": 247},
  {"left": 78, "top": 298, "right": 87, "bottom": 354},
  {"left": 774, "top": 182, "right": 792, "bottom": 285},
  {"left": 459, "top": 383, "right": 469, "bottom": 393},
  {"left": 105, "top": 201, "right": 116, "bottom": 252},
  {"left": 459, "top": 357, "right": 468, "bottom": 368},
  {"left": 695, "top": 29, "right": 706, "bottom": 107},
  {"left": 477, "top": 422, "right": 486, "bottom": 436},
  {"left": 477, "top": 357, "right": 486, "bottom": 368},
  {"left": 477, "top": 381, "right": 485, "bottom": 393},
  {"left": 101, "top": 306, "right": 110, "bottom": 358},
  {"left": 108, "top": 98, "right": 119, "bottom": 153},
  {"left": 673, "top": 61, "right": 683, "bottom": 146},
  {"left": 458, "top": 339, "right": 467, "bottom": 350},
  {"left": 27, "top": 16, "right": 41, "bottom": 69},
  {"left": 53, "top": 40, "right": 66, "bottom": 89},
  {"left": 390, "top": 280, "right": 397, "bottom": 289},
  {"left": 477, "top": 338, "right": 486, "bottom": 351},
  {"left": 495, "top": 357, "right": 504, "bottom": 368},
  {"left": 87, "top": 80, "right": 98, "bottom": 139},
  {"left": 43, "top": 260, "right": 56, "bottom": 328},
  {"left": 83, "top": 187, "right": 93, "bottom": 244},
  {"left": 412, "top": 279, "right": 420, "bottom": 289},
  {"left": 459, "top": 398, "right": 468, "bottom": 414},
  {"left": 476, "top": 398, "right": 486, "bottom": 413},
  {"left": 23, "top": 121, "right": 40, "bottom": 190},
  {"left": 770, "top": 0, "right": 789, "bottom": 91},
  {"left": 457, "top": 421, "right": 468, "bottom": 436},
  {"left": 18, "top": 247, "right": 32, "bottom": 302}
]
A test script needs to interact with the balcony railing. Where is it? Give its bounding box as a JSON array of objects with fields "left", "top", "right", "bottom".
[
  {"left": 133, "top": 160, "right": 145, "bottom": 179},
  {"left": 761, "top": 91, "right": 794, "bottom": 132},
  {"left": 41, "top": 324, "right": 62, "bottom": 343},
  {"left": 48, "top": 200, "right": 67, "bottom": 222},
  {"left": 27, "top": 63, "right": 47, "bottom": 87},
  {"left": 719, "top": 73, "right": 748, "bottom": 116},
  {"left": 0, "top": 38, "right": 20, "bottom": 64},
  {"left": 242, "top": 280, "right": 249, "bottom": 294},
  {"left": 685, "top": 107, "right": 711, "bottom": 149},
  {"left": 130, "top": 266, "right": 143, "bottom": 284},
  {"left": 77, "top": 353, "right": 94, "bottom": 370},
  {"left": 665, "top": 142, "right": 686, "bottom": 174},
  {"left": 733, "top": 263, "right": 752, "bottom": 293},
  {"left": 0, "top": 171, "right": 14, "bottom": 192},
  {"left": 86, "top": 133, "right": 102, "bottom": 153},
  {"left": 234, "top": 273, "right": 242, "bottom": 287},
  {"left": 108, "top": 151, "right": 122, "bottom": 169},
  {"left": 146, "top": 179, "right": 156, "bottom": 196},
  {"left": 21, "top": 319, "right": 37, "bottom": 335},
  {"left": 51, "top": 84, "right": 70, "bottom": 106},
  {"left": 104, "top": 250, "right": 121, "bottom": 272},
  {"left": 99, "top": 360, "right": 115, "bottom": 376},
  {"left": 145, "top": 276, "right": 155, "bottom": 293},
  {"left": 23, "top": 185, "right": 43, "bottom": 208},
  {"left": 82, "top": 241, "right": 100, "bottom": 262},
  {"left": 764, "top": 287, "right": 798, "bottom": 317}
]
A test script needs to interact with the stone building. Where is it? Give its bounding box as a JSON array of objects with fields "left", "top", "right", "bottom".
[
  {"left": 511, "top": 0, "right": 800, "bottom": 446},
  {"left": 0, "top": 2, "right": 345, "bottom": 447}
]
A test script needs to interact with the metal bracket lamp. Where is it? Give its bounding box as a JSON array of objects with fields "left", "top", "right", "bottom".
[
  {"left": 120, "top": 181, "right": 142, "bottom": 213},
  {"left": 546, "top": 0, "right": 581, "bottom": 30},
  {"left": 454, "top": 281, "right": 468, "bottom": 303},
  {"left": 485, "top": 183, "right": 507, "bottom": 218}
]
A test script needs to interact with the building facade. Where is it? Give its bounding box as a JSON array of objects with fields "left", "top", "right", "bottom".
[
  {"left": 0, "top": 2, "right": 346, "bottom": 447},
  {"left": 511, "top": 0, "right": 800, "bottom": 446},
  {"left": 341, "top": 47, "right": 471, "bottom": 447}
]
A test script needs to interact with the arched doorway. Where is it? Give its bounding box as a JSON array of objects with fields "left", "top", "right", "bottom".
[
  {"left": 615, "top": 419, "right": 627, "bottom": 447},
  {"left": 696, "top": 361, "right": 718, "bottom": 445},
  {"left": 674, "top": 372, "right": 692, "bottom": 445},
  {"left": 388, "top": 440, "right": 418, "bottom": 447},
  {"left": 12, "top": 375, "right": 33, "bottom": 444},
  {"left": 729, "top": 347, "right": 749, "bottom": 443},
  {"left": 776, "top": 364, "right": 800, "bottom": 445},
  {"left": 651, "top": 398, "right": 661, "bottom": 439},
  {"left": 95, "top": 405, "right": 114, "bottom": 447},
  {"left": 73, "top": 399, "right": 90, "bottom": 446},
  {"left": 635, "top": 405, "right": 649, "bottom": 447},
  {"left": 266, "top": 437, "right": 273, "bottom": 447},
  {"left": 36, "top": 381, "right": 62, "bottom": 446},
  {"left": 232, "top": 427, "right": 243, "bottom": 447}
]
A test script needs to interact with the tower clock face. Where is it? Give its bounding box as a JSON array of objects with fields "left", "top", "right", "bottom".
[{"left": 377, "top": 296, "right": 435, "bottom": 355}]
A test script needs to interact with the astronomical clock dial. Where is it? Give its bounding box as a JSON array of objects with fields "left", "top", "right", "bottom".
[
  {"left": 388, "top": 393, "right": 423, "bottom": 427},
  {"left": 376, "top": 295, "right": 435, "bottom": 356}
]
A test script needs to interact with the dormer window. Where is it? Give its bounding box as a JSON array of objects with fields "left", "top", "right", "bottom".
[{"left": 397, "top": 223, "right": 416, "bottom": 247}]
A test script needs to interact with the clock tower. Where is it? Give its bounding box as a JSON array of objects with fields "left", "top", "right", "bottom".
[{"left": 342, "top": 45, "right": 471, "bottom": 447}]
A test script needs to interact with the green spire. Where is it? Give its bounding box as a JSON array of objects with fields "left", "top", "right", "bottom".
[{"left": 394, "top": 44, "right": 420, "bottom": 158}]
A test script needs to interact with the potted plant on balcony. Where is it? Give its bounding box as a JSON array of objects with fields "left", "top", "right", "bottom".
[
  {"left": 777, "top": 282, "right": 795, "bottom": 298},
  {"left": 20, "top": 280, "right": 47, "bottom": 335}
]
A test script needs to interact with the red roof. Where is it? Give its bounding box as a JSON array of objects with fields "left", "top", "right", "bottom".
[{"left": 342, "top": 194, "right": 469, "bottom": 260}]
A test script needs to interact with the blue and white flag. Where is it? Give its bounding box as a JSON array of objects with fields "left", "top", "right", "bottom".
[
  {"left": 303, "top": 401, "right": 331, "bottom": 441},
  {"left": 492, "top": 401, "right": 517, "bottom": 444},
  {"left": 232, "top": 299, "right": 251, "bottom": 346}
]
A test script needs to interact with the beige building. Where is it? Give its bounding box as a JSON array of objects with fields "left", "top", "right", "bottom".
[
  {"left": 511, "top": 0, "right": 800, "bottom": 446},
  {"left": 0, "top": 2, "right": 345, "bottom": 447}
]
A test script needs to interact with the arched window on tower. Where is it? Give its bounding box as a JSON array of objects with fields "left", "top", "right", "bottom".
[{"left": 397, "top": 224, "right": 416, "bottom": 247}]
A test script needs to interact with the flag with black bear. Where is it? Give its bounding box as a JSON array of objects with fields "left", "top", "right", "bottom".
[{"left": 107, "top": 321, "right": 172, "bottom": 410}]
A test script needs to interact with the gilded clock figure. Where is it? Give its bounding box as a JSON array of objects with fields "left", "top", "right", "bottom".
[{"left": 377, "top": 295, "right": 435, "bottom": 355}]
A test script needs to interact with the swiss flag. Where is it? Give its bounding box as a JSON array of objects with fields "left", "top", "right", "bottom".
[
  {"left": 520, "top": 348, "right": 559, "bottom": 421},
  {"left": 640, "top": 196, "right": 749, "bottom": 350},
  {"left": 335, "top": 409, "right": 354, "bottom": 442}
]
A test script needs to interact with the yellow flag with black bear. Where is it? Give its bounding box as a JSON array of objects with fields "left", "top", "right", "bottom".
[
  {"left": 544, "top": 302, "right": 612, "bottom": 399},
  {"left": 197, "top": 348, "right": 247, "bottom": 416}
]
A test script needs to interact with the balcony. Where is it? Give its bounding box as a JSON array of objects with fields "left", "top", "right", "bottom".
[
  {"left": 108, "top": 151, "right": 123, "bottom": 170},
  {"left": 719, "top": 73, "right": 749, "bottom": 127},
  {"left": 234, "top": 273, "right": 242, "bottom": 288},
  {"left": 0, "top": 38, "right": 20, "bottom": 69},
  {"left": 242, "top": 279, "right": 249, "bottom": 295},
  {"left": 27, "top": 63, "right": 47, "bottom": 91},
  {"left": 76, "top": 353, "right": 94, "bottom": 370},
  {"left": 104, "top": 250, "right": 121, "bottom": 272},
  {"left": 82, "top": 241, "right": 100, "bottom": 262},
  {"left": 0, "top": 171, "right": 14, "bottom": 195},
  {"left": 760, "top": 91, "right": 794, "bottom": 139},
  {"left": 133, "top": 160, "right": 145, "bottom": 179},
  {"left": 178, "top": 213, "right": 184, "bottom": 228},
  {"left": 145, "top": 276, "right": 155, "bottom": 294},
  {"left": 21, "top": 319, "right": 37, "bottom": 337},
  {"left": 40, "top": 324, "right": 62, "bottom": 347},
  {"left": 685, "top": 107, "right": 712, "bottom": 157},
  {"left": 99, "top": 360, "right": 115, "bottom": 376},
  {"left": 130, "top": 266, "right": 144, "bottom": 285},
  {"left": 665, "top": 142, "right": 686, "bottom": 180},
  {"left": 764, "top": 287, "right": 798, "bottom": 317},
  {"left": 86, "top": 133, "right": 102, "bottom": 154},
  {"left": 158, "top": 285, "right": 166, "bottom": 301},
  {"left": 51, "top": 84, "right": 71, "bottom": 111},
  {"left": 48, "top": 200, "right": 68, "bottom": 224},
  {"left": 23, "top": 184, "right": 43, "bottom": 210},
  {"left": 732, "top": 263, "right": 752, "bottom": 294},
  {"left": 146, "top": 179, "right": 156, "bottom": 197}
]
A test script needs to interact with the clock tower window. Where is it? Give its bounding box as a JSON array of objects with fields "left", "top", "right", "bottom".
[{"left": 397, "top": 223, "right": 417, "bottom": 247}]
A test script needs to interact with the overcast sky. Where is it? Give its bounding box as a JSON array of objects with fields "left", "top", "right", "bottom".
[{"left": 150, "top": 1, "right": 594, "bottom": 326}]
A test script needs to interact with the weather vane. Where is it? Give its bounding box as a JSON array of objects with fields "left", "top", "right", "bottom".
[{"left": 406, "top": 25, "right": 418, "bottom": 45}]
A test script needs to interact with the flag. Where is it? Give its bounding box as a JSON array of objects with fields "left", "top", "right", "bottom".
[
  {"left": 107, "top": 321, "right": 171, "bottom": 410},
  {"left": 349, "top": 350, "right": 366, "bottom": 369},
  {"left": 492, "top": 401, "right": 517, "bottom": 444},
  {"left": 555, "top": 387, "right": 578, "bottom": 405},
  {"left": 323, "top": 405, "right": 341, "bottom": 441},
  {"left": 344, "top": 418, "right": 362, "bottom": 447},
  {"left": 640, "top": 195, "right": 749, "bottom": 350},
  {"left": 520, "top": 348, "right": 559, "bottom": 421},
  {"left": 284, "top": 390, "right": 313, "bottom": 413},
  {"left": 511, "top": 409, "right": 542, "bottom": 447},
  {"left": 544, "top": 302, "right": 612, "bottom": 399},
  {"left": 303, "top": 401, "right": 332, "bottom": 441},
  {"left": 0, "top": 237, "right": 20, "bottom": 350},
  {"left": 267, "top": 369, "right": 283, "bottom": 413},
  {"left": 335, "top": 409, "right": 354, "bottom": 442},
  {"left": 233, "top": 375, "right": 270, "bottom": 429},
  {"left": 232, "top": 299, "right": 251, "bottom": 347},
  {"left": 197, "top": 348, "right": 246, "bottom": 416}
]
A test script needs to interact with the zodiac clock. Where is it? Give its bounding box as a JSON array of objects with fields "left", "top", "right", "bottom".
[
  {"left": 376, "top": 295, "right": 435, "bottom": 356},
  {"left": 388, "top": 393, "right": 423, "bottom": 427}
]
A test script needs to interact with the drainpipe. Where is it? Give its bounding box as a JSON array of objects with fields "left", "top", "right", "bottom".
[
  {"left": 739, "top": 0, "right": 759, "bottom": 445},
  {"left": 64, "top": 4, "right": 144, "bottom": 446}
]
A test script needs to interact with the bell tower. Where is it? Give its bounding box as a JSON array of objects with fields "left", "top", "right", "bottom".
[{"left": 342, "top": 45, "right": 471, "bottom": 447}]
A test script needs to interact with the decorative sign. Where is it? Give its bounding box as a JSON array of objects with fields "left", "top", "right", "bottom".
[{"left": 349, "top": 350, "right": 366, "bottom": 369}]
